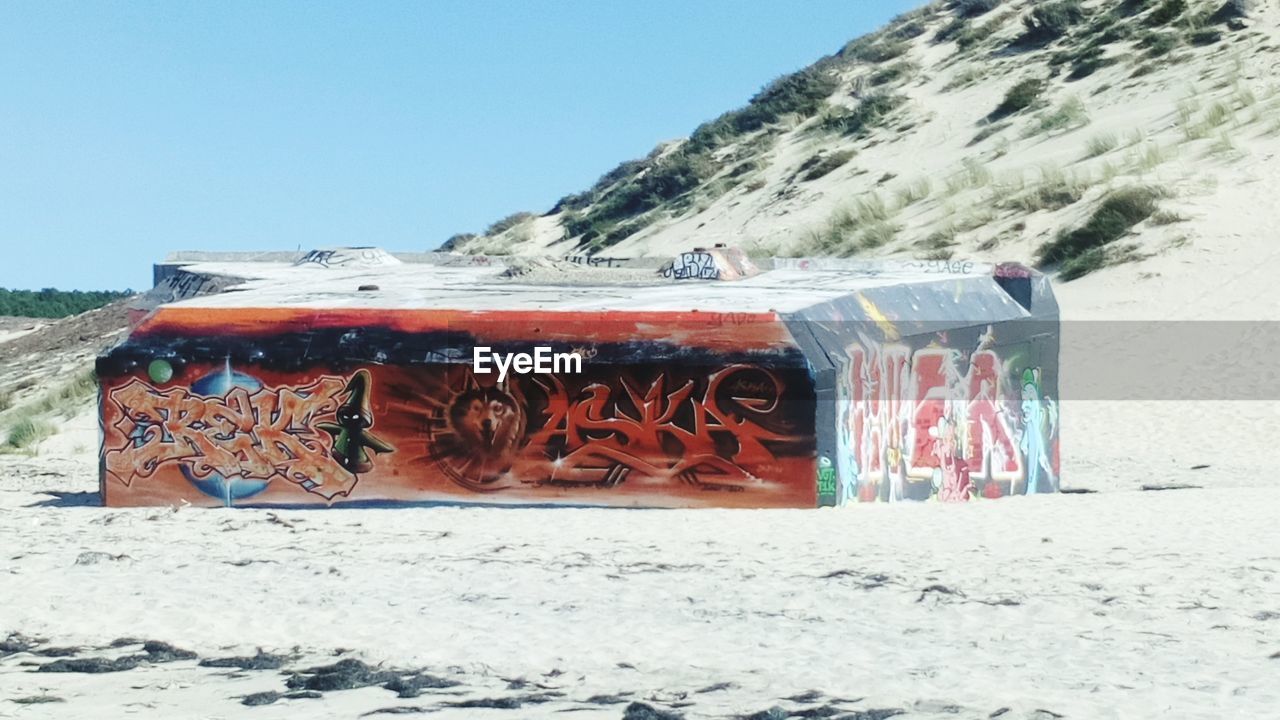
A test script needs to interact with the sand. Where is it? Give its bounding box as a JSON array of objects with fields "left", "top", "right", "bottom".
[{"left": 3, "top": 454, "right": 1279, "bottom": 719}]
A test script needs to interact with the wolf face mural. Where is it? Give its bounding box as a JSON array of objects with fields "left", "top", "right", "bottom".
[{"left": 434, "top": 382, "right": 528, "bottom": 489}]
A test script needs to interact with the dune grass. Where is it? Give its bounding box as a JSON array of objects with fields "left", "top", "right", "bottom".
[
  {"left": 859, "top": 221, "right": 901, "bottom": 248},
  {"left": 854, "top": 192, "right": 893, "bottom": 223},
  {"left": 1085, "top": 132, "right": 1120, "bottom": 158},
  {"left": 0, "top": 368, "right": 97, "bottom": 451},
  {"left": 893, "top": 178, "right": 932, "bottom": 208},
  {"left": 1008, "top": 166, "right": 1090, "bottom": 213},
  {"left": 3, "top": 416, "right": 55, "bottom": 451},
  {"left": 987, "top": 78, "right": 1046, "bottom": 122},
  {"left": 27, "top": 369, "right": 97, "bottom": 419},
  {"left": 798, "top": 192, "right": 903, "bottom": 256},
  {"left": 917, "top": 225, "right": 958, "bottom": 250},
  {"left": 1037, "top": 185, "right": 1166, "bottom": 278},
  {"left": 797, "top": 149, "right": 856, "bottom": 181},
  {"left": 1023, "top": 95, "right": 1089, "bottom": 138}
]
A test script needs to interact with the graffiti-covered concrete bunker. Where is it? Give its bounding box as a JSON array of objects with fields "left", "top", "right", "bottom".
[{"left": 97, "top": 246, "right": 1060, "bottom": 508}]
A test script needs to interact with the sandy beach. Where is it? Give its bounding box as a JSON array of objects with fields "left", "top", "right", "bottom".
[{"left": 3, "top": 449, "right": 1279, "bottom": 719}]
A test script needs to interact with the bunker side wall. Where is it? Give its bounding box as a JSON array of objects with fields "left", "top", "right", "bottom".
[{"left": 96, "top": 310, "right": 819, "bottom": 509}]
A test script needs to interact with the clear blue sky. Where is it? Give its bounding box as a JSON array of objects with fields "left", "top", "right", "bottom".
[{"left": 0, "top": 1, "right": 918, "bottom": 291}]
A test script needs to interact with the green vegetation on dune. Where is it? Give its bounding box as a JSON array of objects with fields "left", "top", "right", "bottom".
[
  {"left": 0, "top": 288, "right": 132, "bottom": 319},
  {"left": 446, "top": 0, "right": 1261, "bottom": 286},
  {"left": 484, "top": 212, "right": 536, "bottom": 236},
  {"left": 3, "top": 417, "right": 54, "bottom": 451},
  {"left": 987, "top": 78, "right": 1047, "bottom": 121},
  {"left": 0, "top": 368, "right": 97, "bottom": 452},
  {"left": 1037, "top": 186, "right": 1165, "bottom": 279},
  {"left": 1144, "top": 0, "right": 1187, "bottom": 26},
  {"left": 1019, "top": 0, "right": 1088, "bottom": 45},
  {"left": 796, "top": 150, "right": 856, "bottom": 182},
  {"left": 547, "top": 67, "right": 844, "bottom": 248},
  {"left": 819, "top": 92, "right": 905, "bottom": 137}
]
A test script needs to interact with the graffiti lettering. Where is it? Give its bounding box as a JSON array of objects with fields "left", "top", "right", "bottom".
[
  {"left": 903, "top": 259, "right": 977, "bottom": 275},
  {"left": 563, "top": 255, "right": 627, "bottom": 268},
  {"left": 104, "top": 376, "right": 362, "bottom": 500},
  {"left": 298, "top": 249, "right": 345, "bottom": 268},
  {"left": 662, "top": 252, "right": 720, "bottom": 281},
  {"left": 837, "top": 337, "right": 1056, "bottom": 503},
  {"left": 296, "top": 248, "right": 397, "bottom": 269},
  {"left": 707, "top": 312, "right": 762, "bottom": 327},
  {"left": 424, "top": 365, "right": 805, "bottom": 494}
]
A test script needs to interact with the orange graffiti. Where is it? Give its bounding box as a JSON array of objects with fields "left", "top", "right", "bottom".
[
  {"left": 520, "top": 365, "right": 800, "bottom": 489},
  {"left": 103, "top": 376, "right": 359, "bottom": 500}
]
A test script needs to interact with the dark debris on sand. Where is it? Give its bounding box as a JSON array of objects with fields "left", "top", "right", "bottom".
[
  {"left": 740, "top": 707, "right": 904, "bottom": 720},
  {"left": 10, "top": 696, "right": 65, "bottom": 705},
  {"left": 34, "top": 640, "right": 198, "bottom": 673},
  {"left": 585, "top": 693, "right": 634, "bottom": 705},
  {"left": 384, "top": 672, "right": 462, "bottom": 698},
  {"left": 142, "top": 640, "right": 198, "bottom": 663},
  {"left": 790, "top": 705, "right": 847, "bottom": 718},
  {"left": 360, "top": 707, "right": 431, "bottom": 717},
  {"left": 241, "top": 690, "right": 323, "bottom": 706},
  {"left": 36, "top": 656, "right": 143, "bottom": 674},
  {"left": 739, "top": 707, "right": 789, "bottom": 720},
  {"left": 33, "top": 646, "right": 83, "bottom": 657},
  {"left": 1, "top": 633, "right": 42, "bottom": 657},
  {"left": 623, "top": 701, "right": 685, "bottom": 720},
  {"left": 199, "top": 649, "right": 289, "bottom": 670},
  {"left": 286, "top": 658, "right": 400, "bottom": 692},
  {"left": 444, "top": 693, "right": 560, "bottom": 709}
]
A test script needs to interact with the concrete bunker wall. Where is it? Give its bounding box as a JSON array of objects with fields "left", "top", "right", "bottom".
[
  {"left": 97, "top": 310, "right": 819, "bottom": 508},
  {"left": 787, "top": 269, "right": 1061, "bottom": 505}
]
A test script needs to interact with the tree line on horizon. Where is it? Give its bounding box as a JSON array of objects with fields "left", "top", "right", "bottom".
[{"left": 0, "top": 287, "right": 133, "bottom": 319}]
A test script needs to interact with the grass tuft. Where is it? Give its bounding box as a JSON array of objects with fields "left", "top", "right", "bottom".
[
  {"left": 1150, "top": 209, "right": 1187, "bottom": 225},
  {"left": 796, "top": 150, "right": 856, "bottom": 181},
  {"left": 1143, "top": 0, "right": 1186, "bottom": 26},
  {"left": 1019, "top": 0, "right": 1087, "bottom": 45},
  {"left": 1085, "top": 132, "right": 1119, "bottom": 158},
  {"left": 859, "top": 221, "right": 900, "bottom": 248},
  {"left": 4, "top": 415, "right": 55, "bottom": 451},
  {"left": 854, "top": 192, "right": 893, "bottom": 223},
  {"left": 1037, "top": 185, "right": 1165, "bottom": 272},
  {"left": 819, "top": 93, "right": 905, "bottom": 137},
  {"left": 893, "top": 178, "right": 932, "bottom": 207},
  {"left": 987, "top": 78, "right": 1046, "bottom": 121},
  {"left": 1057, "top": 243, "right": 1148, "bottom": 280},
  {"left": 485, "top": 212, "right": 536, "bottom": 236},
  {"left": 1024, "top": 95, "right": 1089, "bottom": 137},
  {"left": 1009, "top": 166, "right": 1089, "bottom": 212},
  {"left": 869, "top": 61, "right": 919, "bottom": 87}
]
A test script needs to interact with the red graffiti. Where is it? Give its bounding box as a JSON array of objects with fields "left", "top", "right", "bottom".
[
  {"left": 519, "top": 365, "right": 800, "bottom": 490},
  {"left": 843, "top": 345, "right": 1023, "bottom": 502}
]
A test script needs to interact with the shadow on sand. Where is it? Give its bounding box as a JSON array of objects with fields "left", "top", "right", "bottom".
[{"left": 28, "top": 491, "right": 102, "bottom": 508}]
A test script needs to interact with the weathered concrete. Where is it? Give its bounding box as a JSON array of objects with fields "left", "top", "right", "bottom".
[{"left": 99, "top": 248, "right": 1058, "bottom": 508}]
